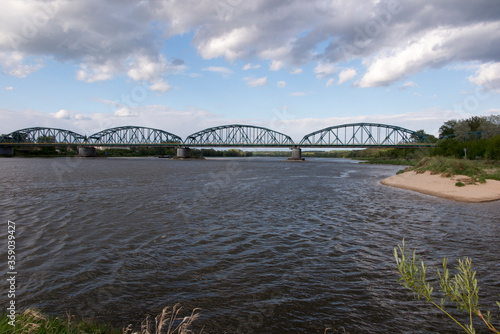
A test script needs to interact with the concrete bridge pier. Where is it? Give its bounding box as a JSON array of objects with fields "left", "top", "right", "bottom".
[
  {"left": 287, "top": 147, "right": 305, "bottom": 161},
  {"left": 177, "top": 147, "right": 191, "bottom": 159},
  {"left": 0, "top": 147, "right": 14, "bottom": 156},
  {"left": 78, "top": 146, "right": 97, "bottom": 157}
]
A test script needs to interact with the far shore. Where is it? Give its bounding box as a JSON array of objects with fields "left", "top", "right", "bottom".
[{"left": 381, "top": 171, "right": 500, "bottom": 203}]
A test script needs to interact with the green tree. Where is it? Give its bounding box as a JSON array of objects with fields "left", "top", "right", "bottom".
[
  {"left": 480, "top": 115, "right": 500, "bottom": 140},
  {"left": 440, "top": 120, "right": 458, "bottom": 138},
  {"left": 467, "top": 116, "right": 483, "bottom": 132},
  {"left": 414, "top": 129, "right": 438, "bottom": 143}
]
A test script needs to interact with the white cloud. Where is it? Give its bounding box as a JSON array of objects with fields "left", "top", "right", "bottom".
[
  {"left": 242, "top": 63, "right": 261, "bottom": 70},
  {"left": 269, "top": 60, "right": 285, "bottom": 71},
  {"left": 0, "top": 52, "right": 44, "bottom": 78},
  {"left": 76, "top": 60, "right": 119, "bottom": 82},
  {"left": 46, "top": 109, "right": 91, "bottom": 122},
  {"left": 290, "top": 68, "right": 303, "bottom": 75},
  {"left": 338, "top": 68, "right": 356, "bottom": 85},
  {"left": 5, "top": 86, "right": 13, "bottom": 91},
  {"left": 127, "top": 55, "right": 180, "bottom": 82},
  {"left": 245, "top": 77, "right": 267, "bottom": 87},
  {"left": 53, "top": 109, "right": 71, "bottom": 120},
  {"left": 469, "top": 62, "right": 500, "bottom": 93},
  {"left": 202, "top": 66, "right": 233, "bottom": 75},
  {"left": 326, "top": 78, "right": 335, "bottom": 87},
  {"left": 314, "top": 62, "right": 336, "bottom": 79},
  {"left": 277, "top": 81, "right": 287, "bottom": 88},
  {"left": 401, "top": 81, "right": 419, "bottom": 90},
  {"left": 114, "top": 107, "right": 139, "bottom": 117},
  {"left": 149, "top": 80, "right": 172, "bottom": 93},
  {"left": 290, "top": 92, "right": 306, "bottom": 97},
  {"left": 74, "top": 114, "right": 91, "bottom": 120},
  {"left": 197, "top": 27, "right": 257, "bottom": 62},
  {"left": 125, "top": 55, "right": 183, "bottom": 91},
  {"left": 359, "top": 22, "right": 500, "bottom": 87}
]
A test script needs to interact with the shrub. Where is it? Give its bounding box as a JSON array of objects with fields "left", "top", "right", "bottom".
[{"left": 394, "top": 240, "right": 500, "bottom": 333}]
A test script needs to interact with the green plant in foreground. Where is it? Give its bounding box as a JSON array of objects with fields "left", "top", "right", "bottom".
[
  {"left": 456, "top": 181, "right": 466, "bottom": 187},
  {"left": 394, "top": 240, "right": 500, "bottom": 333}
]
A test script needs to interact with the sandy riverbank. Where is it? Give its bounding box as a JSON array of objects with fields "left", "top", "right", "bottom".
[{"left": 381, "top": 171, "right": 500, "bottom": 203}]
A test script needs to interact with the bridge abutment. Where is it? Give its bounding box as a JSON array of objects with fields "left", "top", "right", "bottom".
[
  {"left": 287, "top": 147, "right": 305, "bottom": 161},
  {"left": 177, "top": 147, "right": 191, "bottom": 159},
  {"left": 78, "top": 146, "right": 97, "bottom": 157},
  {"left": 0, "top": 147, "right": 14, "bottom": 156}
]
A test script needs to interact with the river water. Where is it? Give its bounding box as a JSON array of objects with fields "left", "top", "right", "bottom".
[{"left": 0, "top": 157, "right": 499, "bottom": 333}]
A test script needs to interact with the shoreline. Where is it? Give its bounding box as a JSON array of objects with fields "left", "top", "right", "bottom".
[{"left": 381, "top": 171, "right": 500, "bottom": 203}]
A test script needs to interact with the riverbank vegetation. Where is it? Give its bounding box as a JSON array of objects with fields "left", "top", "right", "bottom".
[
  {"left": 410, "top": 156, "right": 500, "bottom": 182},
  {"left": 96, "top": 147, "right": 252, "bottom": 158},
  {"left": 394, "top": 240, "right": 500, "bottom": 333},
  {"left": 0, "top": 304, "right": 200, "bottom": 334},
  {"left": 10, "top": 146, "right": 79, "bottom": 157}
]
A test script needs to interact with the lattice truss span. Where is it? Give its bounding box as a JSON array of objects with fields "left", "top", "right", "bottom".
[
  {"left": 88, "top": 126, "right": 182, "bottom": 145},
  {"left": 300, "top": 123, "right": 430, "bottom": 146},
  {"left": 1, "top": 127, "right": 86, "bottom": 144},
  {"left": 185, "top": 124, "right": 295, "bottom": 146}
]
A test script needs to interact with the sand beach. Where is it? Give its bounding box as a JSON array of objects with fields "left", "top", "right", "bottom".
[{"left": 381, "top": 171, "right": 500, "bottom": 203}]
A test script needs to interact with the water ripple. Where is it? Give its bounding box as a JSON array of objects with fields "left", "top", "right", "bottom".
[{"left": 0, "top": 157, "right": 499, "bottom": 333}]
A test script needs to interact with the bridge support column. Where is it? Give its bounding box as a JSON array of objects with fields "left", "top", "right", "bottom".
[
  {"left": 0, "top": 147, "right": 14, "bottom": 156},
  {"left": 78, "top": 146, "right": 97, "bottom": 157},
  {"left": 288, "top": 147, "right": 305, "bottom": 161},
  {"left": 177, "top": 147, "right": 191, "bottom": 159}
]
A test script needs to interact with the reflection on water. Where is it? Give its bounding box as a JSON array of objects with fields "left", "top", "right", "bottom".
[{"left": 0, "top": 157, "right": 499, "bottom": 333}]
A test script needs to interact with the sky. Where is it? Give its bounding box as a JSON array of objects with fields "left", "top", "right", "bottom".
[{"left": 1, "top": 0, "right": 500, "bottom": 142}]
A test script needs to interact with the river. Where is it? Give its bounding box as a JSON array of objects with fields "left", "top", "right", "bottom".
[{"left": 1, "top": 157, "right": 499, "bottom": 333}]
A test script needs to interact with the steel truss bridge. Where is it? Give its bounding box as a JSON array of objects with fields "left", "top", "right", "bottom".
[{"left": 0, "top": 123, "right": 433, "bottom": 148}]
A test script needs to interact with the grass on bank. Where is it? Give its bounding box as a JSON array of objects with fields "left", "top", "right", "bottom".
[
  {"left": 0, "top": 304, "right": 200, "bottom": 334},
  {"left": 409, "top": 156, "right": 500, "bottom": 183},
  {"left": 0, "top": 308, "right": 118, "bottom": 333}
]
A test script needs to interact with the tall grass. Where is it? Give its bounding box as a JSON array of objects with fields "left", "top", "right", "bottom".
[
  {"left": 131, "top": 304, "right": 201, "bottom": 334},
  {"left": 0, "top": 304, "right": 201, "bottom": 334}
]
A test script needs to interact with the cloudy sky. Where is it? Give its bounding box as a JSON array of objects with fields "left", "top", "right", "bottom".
[{"left": 1, "top": 0, "right": 499, "bottom": 140}]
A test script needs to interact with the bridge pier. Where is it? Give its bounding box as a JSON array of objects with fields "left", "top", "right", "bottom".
[
  {"left": 78, "top": 146, "right": 97, "bottom": 157},
  {"left": 0, "top": 147, "right": 14, "bottom": 156},
  {"left": 287, "top": 147, "right": 305, "bottom": 161},
  {"left": 177, "top": 147, "right": 191, "bottom": 159}
]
